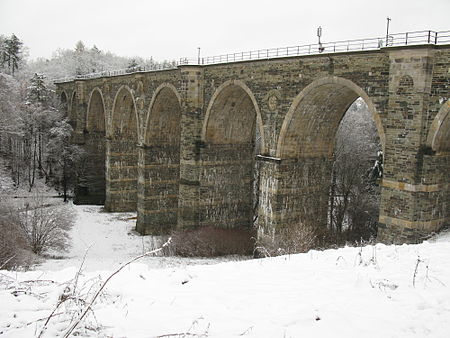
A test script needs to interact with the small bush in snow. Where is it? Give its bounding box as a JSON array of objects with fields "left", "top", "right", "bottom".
[
  {"left": 255, "top": 222, "right": 324, "bottom": 257},
  {"left": 170, "top": 226, "right": 255, "bottom": 257},
  {"left": 0, "top": 214, "right": 33, "bottom": 269},
  {"left": 0, "top": 198, "right": 36, "bottom": 269},
  {"left": 7, "top": 194, "right": 75, "bottom": 255}
]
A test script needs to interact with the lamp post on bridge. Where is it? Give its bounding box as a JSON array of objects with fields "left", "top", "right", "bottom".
[
  {"left": 385, "top": 17, "right": 391, "bottom": 46},
  {"left": 317, "top": 26, "right": 324, "bottom": 53}
]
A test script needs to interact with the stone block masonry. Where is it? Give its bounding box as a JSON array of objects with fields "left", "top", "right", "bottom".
[{"left": 56, "top": 44, "right": 450, "bottom": 249}]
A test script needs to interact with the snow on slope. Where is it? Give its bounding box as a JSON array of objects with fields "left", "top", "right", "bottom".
[
  {"left": 1, "top": 206, "right": 449, "bottom": 338},
  {"left": 38, "top": 205, "right": 239, "bottom": 272}
]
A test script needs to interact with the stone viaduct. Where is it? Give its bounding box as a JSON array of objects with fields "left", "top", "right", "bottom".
[{"left": 56, "top": 42, "right": 450, "bottom": 246}]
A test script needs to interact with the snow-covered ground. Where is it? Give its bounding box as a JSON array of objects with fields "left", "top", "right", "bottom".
[
  {"left": 39, "top": 205, "right": 242, "bottom": 272},
  {"left": 1, "top": 205, "right": 450, "bottom": 337}
]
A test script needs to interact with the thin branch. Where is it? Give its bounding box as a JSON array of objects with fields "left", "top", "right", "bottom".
[
  {"left": 154, "top": 333, "right": 208, "bottom": 338},
  {"left": 413, "top": 256, "right": 422, "bottom": 288},
  {"left": 62, "top": 238, "right": 171, "bottom": 338},
  {"left": 73, "top": 244, "right": 92, "bottom": 295},
  {"left": 0, "top": 255, "right": 16, "bottom": 269}
]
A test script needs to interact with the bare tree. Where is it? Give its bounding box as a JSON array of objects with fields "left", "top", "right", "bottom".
[
  {"left": 0, "top": 198, "right": 32, "bottom": 269},
  {"left": 329, "top": 98, "right": 381, "bottom": 242},
  {"left": 8, "top": 193, "right": 75, "bottom": 255}
]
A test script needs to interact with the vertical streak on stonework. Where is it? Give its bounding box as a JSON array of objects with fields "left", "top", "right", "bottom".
[
  {"left": 177, "top": 66, "right": 205, "bottom": 229},
  {"left": 105, "top": 86, "right": 139, "bottom": 212},
  {"left": 378, "top": 47, "right": 449, "bottom": 243}
]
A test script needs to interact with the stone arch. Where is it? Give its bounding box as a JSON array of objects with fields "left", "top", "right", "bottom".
[
  {"left": 427, "top": 100, "right": 450, "bottom": 154},
  {"left": 110, "top": 85, "right": 139, "bottom": 140},
  {"left": 136, "top": 83, "right": 182, "bottom": 235},
  {"left": 200, "top": 79, "right": 262, "bottom": 229},
  {"left": 86, "top": 87, "right": 106, "bottom": 132},
  {"left": 202, "top": 79, "right": 266, "bottom": 154},
  {"left": 269, "top": 76, "right": 384, "bottom": 237},
  {"left": 144, "top": 83, "right": 182, "bottom": 145},
  {"left": 69, "top": 91, "right": 78, "bottom": 129},
  {"left": 396, "top": 75, "right": 415, "bottom": 119},
  {"left": 277, "top": 76, "right": 385, "bottom": 158},
  {"left": 396, "top": 75, "right": 414, "bottom": 95},
  {"left": 75, "top": 87, "right": 107, "bottom": 205},
  {"left": 60, "top": 90, "right": 69, "bottom": 116},
  {"left": 105, "top": 85, "right": 139, "bottom": 212}
]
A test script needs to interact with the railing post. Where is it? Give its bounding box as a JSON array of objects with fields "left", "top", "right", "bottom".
[
  {"left": 405, "top": 32, "right": 408, "bottom": 45},
  {"left": 308, "top": 45, "right": 311, "bottom": 54},
  {"left": 428, "top": 30, "right": 431, "bottom": 43},
  {"left": 435, "top": 31, "right": 438, "bottom": 44}
]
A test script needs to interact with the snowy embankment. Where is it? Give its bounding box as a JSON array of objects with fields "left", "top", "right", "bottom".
[{"left": 1, "top": 205, "right": 450, "bottom": 338}]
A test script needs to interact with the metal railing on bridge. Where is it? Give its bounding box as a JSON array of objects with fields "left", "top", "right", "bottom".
[
  {"left": 54, "top": 30, "right": 450, "bottom": 83},
  {"left": 180, "top": 30, "right": 450, "bottom": 65},
  {"left": 54, "top": 62, "right": 178, "bottom": 84}
]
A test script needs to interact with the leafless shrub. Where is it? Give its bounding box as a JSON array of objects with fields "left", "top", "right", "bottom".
[
  {"left": 170, "top": 227, "right": 255, "bottom": 257},
  {"left": 0, "top": 199, "right": 36, "bottom": 269},
  {"left": 328, "top": 99, "right": 381, "bottom": 243},
  {"left": 255, "top": 223, "right": 325, "bottom": 257},
  {"left": 7, "top": 194, "right": 75, "bottom": 255}
]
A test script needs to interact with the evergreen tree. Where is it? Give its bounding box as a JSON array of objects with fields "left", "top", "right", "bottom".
[
  {"left": 46, "top": 120, "right": 84, "bottom": 201},
  {"left": 2, "top": 34, "right": 23, "bottom": 75},
  {"left": 0, "top": 35, "right": 6, "bottom": 69},
  {"left": 126, "top": 59, "right": 140, "bottom": 72},
  {"left": 20, "top": 73, "right": 60, "bottom": 188},
  {"left": 75, "top": 40, "right": 86, "bottom": 53},
  {"left": 26, "top": 73, "right": 49, "bottom": 104}
]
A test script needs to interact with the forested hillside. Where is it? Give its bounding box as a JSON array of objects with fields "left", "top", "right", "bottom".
[
  {"left": 0, "top": 33, "right": 173, "bottom": 268},
  {"left": 0, "top": 34, "right": 171, "bottom": 195}
]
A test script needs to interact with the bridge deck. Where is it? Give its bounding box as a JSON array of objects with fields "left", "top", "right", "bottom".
[{"left": 54, "top": 29, "right": 450, "bottom": 84}]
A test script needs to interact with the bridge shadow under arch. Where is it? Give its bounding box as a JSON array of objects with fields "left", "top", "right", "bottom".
[
  {"left": 105, "top": 85, "right": 139, "bottom": 212},
  {"left": 60, "top": 91, "right": 68, "bottom": 117},
  {"left": 69, "top": 91, "right": 79, "bottom": 130},
  {"left": 424, "top": 100, "right": 450, "bottom": 227},
  {"left": 74, "top": 88, "right": 107, "bottom": 205},
  {"left": 136, "top": 84, "right": 182, "bottom": 235}
]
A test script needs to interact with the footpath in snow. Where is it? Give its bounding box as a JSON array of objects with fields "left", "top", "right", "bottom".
[{"left": 1, "top": 205, "right": 450, "bottom": 337}]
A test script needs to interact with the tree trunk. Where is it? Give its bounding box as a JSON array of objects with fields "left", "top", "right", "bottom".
[
  {"left": 29, "top": 134, "right": 37, "bottom": 192},
  {"left": 329, "top": 154, "right": 336, "bottom": 232},
  {"left": 62, "top": 160, "right": 68, "bottom": 202}
]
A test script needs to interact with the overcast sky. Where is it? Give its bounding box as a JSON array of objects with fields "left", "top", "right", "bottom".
[{"left": 1, "top": 0, "right": 449, "bottom": 62}]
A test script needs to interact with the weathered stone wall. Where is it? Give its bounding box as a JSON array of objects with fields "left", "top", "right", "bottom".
[
  {"left": 199, "top": 143, "right": 254, "bottom": 228},
  {"left": 105, "top": 139, "right": 138, "bottom": 211},
  {"left": 136, "top": 144, "right": 180, "bottom": 234},
  {"left": 177, "top": 67, "right": 205, "bottom": 230},
  {"left": 56, "top": 44, "right": 450, "bottom": 247},
  {"left": 378, "top": 47, "right": 450, "bottom": 243}
]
